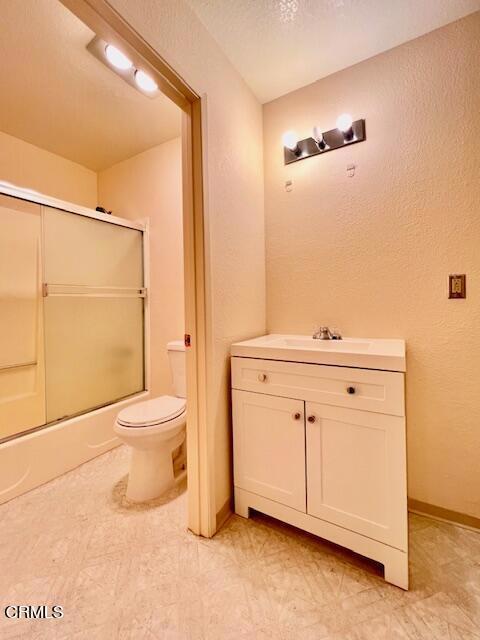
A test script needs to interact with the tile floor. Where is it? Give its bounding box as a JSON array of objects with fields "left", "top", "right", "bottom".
[{"left": 1, "top": 446, "right": 480, "bottom": 639}]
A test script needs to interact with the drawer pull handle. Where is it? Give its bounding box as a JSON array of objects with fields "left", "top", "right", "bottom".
[
  {"left": 307, "top": 415, "right": 316, "bottom": 423},
  {"left": 258, "top": 373, "right": 268, "bottom": 382},
  {"left": 292, "top": 412, "right": 302, "bottom": 421},
  {"left": 346, "top": 386, "right": 356, "bottom": 395}
]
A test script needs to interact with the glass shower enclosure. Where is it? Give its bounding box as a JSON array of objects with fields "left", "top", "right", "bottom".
[{"left": 0, "top": 191, "right": 146, "bottom": 441}]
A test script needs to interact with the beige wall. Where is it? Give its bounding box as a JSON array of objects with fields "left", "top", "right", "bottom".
[
  {"left": 98, "top": 139, "right": 184, "bottom": 397},
  {"left": 263, "top": 13, "right": 480, "bottom": 519},
  {"left": 0, "top": 130, "right": 97, "bottom": 208},
  {"left": 109, "top": 0, "right": 266, "bottom": 513}
]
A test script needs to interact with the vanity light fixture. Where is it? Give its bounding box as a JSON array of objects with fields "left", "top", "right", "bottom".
[
  {"left": 104, "top": 44, "right": 132, "bottom": 71},
  {"left": 282, "top": 114, "right": 366, "bottom": 165},
  {"left": 312, "top": 126, "right": 328, "bottom": 151},
  {"left": 336, "top": 113, "right": 354, "bottom": 142},
  {"left": 282, "top": 130, "right": 300, "bottom": 155}
]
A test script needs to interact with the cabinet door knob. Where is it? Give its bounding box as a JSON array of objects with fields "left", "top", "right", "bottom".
[
  {"left": 292, "top": 412, "right": 302, "bottom": 421},
  {"left": 258, "top": 373, "right": 268, "bottom": 382},
  {"left": 307, "top": 415, "right": 316, "bottom": 423},
  {"left": 346, "top": 386, "right": 356, "bottom": 395}
]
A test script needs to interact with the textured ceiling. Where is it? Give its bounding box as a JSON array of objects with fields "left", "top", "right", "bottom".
[
  {"left": 0, "top": 0, "right": 181, "bottom": 171},
  {"left": 185, "top": 0, "right": 480, "bottom": 103}
]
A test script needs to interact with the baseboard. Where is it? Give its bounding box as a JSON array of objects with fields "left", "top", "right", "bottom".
[
  {"left": 216, "top": 496, "right": 480, "bottom": 534},
  {"left": 216, "top": 496, "right": 233, "bottom": 530},
  {"left": 408, "top": 498, "right": 480, "bottom": 532}
]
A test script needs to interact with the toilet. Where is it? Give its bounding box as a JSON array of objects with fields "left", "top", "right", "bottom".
[{"left": 114, "top": 340, "right": 186, "bottom": 502}]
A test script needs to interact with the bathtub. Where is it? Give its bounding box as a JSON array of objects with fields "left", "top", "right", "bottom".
[{"left": 0, "top": 392, "right": 149, "bottom": 504}]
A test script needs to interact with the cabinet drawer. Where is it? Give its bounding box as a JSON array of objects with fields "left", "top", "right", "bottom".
[{"left": 231, "top": 357, "right": 404, "bottom": 417}]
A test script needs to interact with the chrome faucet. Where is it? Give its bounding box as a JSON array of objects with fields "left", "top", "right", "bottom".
[
  {"left": 313, "top": 326, "right": 342, "bottom": 340},
  {"left": 313, "top": 326, "right": 332, "bottom": 340}
]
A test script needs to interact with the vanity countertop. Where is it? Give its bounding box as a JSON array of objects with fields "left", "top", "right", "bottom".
[{"left": 231, "top": 334, "right": 406, "bottom": 372}]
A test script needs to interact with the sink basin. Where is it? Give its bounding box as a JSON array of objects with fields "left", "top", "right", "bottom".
[
  {"left": 281, "top": 337, "right": 372, "bottom": 352},
  {"left": 231, "top": 334, "right": 405, "bottom": 371}
]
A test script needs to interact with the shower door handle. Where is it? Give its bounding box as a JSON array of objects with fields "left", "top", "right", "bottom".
[{"left": 42, "top": 283, "right": 147, "bottom": 298}]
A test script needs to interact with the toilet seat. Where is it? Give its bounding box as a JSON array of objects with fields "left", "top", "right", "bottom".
[{"left": 117, "top": 395, "right": 186, "bottom": 428}]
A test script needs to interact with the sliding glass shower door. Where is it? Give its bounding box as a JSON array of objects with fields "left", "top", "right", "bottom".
[
  {"left": 0, "top": 195, "right": 46, "bottom": 440},
  {"left": 1, "top": 195, "right": 146, "bottom": 440},
  {"left": 43, "top": 207, "right": 145, "bottom": 423}
]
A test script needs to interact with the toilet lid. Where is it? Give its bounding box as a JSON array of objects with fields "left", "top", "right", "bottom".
[{"left": 117, "top": 396, "right": 186, "bottom": 427}]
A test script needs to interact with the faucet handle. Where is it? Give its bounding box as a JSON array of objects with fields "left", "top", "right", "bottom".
[
  {"left": 330, "top": 328, "right": 342, "bottom": 340},
  {"left": 312, "top": 325, "right": 325, "bottom": 339}
]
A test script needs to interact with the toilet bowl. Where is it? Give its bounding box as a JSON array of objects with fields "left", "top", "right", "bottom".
[{"left": 114, "top": 341, "right": 187, "bottom": 502}]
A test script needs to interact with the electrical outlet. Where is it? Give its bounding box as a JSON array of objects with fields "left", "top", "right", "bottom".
[{"left": 449, "top": 274, "right": 466, "bottom": 299}]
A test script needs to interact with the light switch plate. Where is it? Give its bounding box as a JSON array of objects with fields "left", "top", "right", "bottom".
[{"left": 449, "top": 274, "right": 466, "bottom": 299}]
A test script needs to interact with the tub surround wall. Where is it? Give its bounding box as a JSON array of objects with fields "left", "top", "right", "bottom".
[
  {"left": 108, "top": 0, "right": 267, "bottom": 516},
  {"left": 98, "top": 139, "right": 185, "bottom": 398},
  {"left": 0, "top": 130, "right": 97, "bottom": 208},
  {"left": 263, "top": 13, "right": 480, "bottom": 520}
]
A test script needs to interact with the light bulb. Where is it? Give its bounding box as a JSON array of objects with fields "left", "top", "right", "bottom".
[
  {"left": 105, "top": 44, "right": 132, "bottom": 71},
  {"left": 282, "top": 130, "right": 299, "bottom": 151},
  {"left": 312, "top": 126, "right": 327, "bottom": 150},
  {"left": 134, "top": 70, "right": 158, "bottom": 93},
  {"left": 336, "top": 113, "right": 353, "bottom": 132}
]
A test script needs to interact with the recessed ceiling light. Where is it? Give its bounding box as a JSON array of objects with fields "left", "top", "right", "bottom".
[
  {"left": 134, "top": 70, "right": 158, "bottom": 93},
  {"left": 104, "top": 44, "right": 132, "bottom": 71}
]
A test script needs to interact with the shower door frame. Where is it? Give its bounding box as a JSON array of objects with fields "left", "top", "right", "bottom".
[{"left": 58, "top": 0, "right": 214, "bottom": 537}]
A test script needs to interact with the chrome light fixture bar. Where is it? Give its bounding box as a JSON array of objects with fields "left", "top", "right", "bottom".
[{"left": 283, "top": 117, "right": 366, "bottom": 165}]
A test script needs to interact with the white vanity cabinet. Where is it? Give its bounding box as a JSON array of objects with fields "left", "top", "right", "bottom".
[{"left": 231, "top": 335, "right": 408, "bottom": 590}]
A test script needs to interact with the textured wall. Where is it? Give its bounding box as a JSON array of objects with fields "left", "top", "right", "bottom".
[
  {"left": 264, "top": 13, "right": 480, "bottom": 518},
  {"left": 98, "top": 139, "right": 184, "bottom": 398},
  {"left": 108, "top": 0, "right": 266, "bottom": 512},
  {"left": 0, "top": 130, "right": 97, "bottom": 208}
]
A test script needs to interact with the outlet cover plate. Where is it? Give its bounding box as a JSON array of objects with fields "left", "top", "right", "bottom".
[{"left": 449, "top": 274, "right": 466, "bottom": 299}]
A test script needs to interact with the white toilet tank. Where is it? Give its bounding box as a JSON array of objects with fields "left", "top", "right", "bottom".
[{"left": 167, "top": 340, "right": 186, "bottom": 398}]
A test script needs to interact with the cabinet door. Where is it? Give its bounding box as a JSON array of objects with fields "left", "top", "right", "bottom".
[
  {"left": 306, "top": 402, "right": 407, "bottom": 550},
  {"left": 233, "top": 390, "right": 306, "bottom": 511}
]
